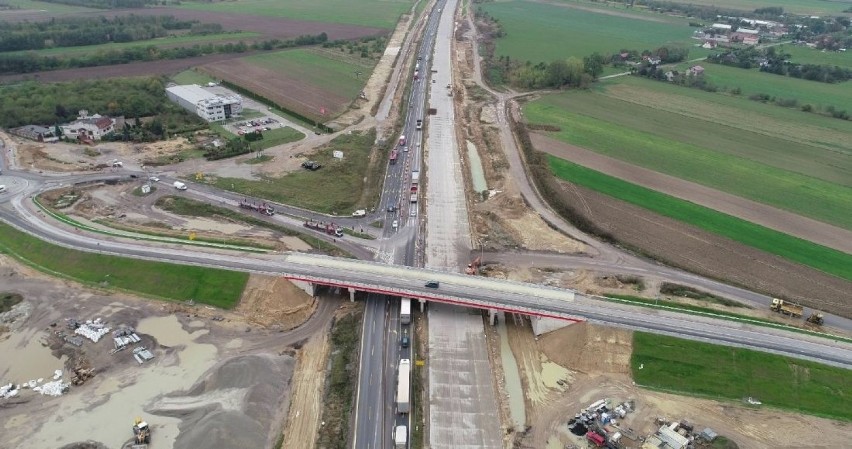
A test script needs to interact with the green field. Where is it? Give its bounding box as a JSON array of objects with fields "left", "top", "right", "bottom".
[
  {"left": 177, "top": 0, "right": 414, "bottom": 29},
  {"left": 527, "top": 89, "right": 852, "bottom": 229},
  {"left": 479, "top": 1, "right": 707, "bottom": 63},
  {"left": 242, "top": 48, "right": 375, "bottom": 109},
  {"left": 686, "top": 63, "right": 852, "bottom": 110},
  {"left": 780, "top": 45, "right": 852, "bottom": 69},
  {"left": 3, "top": 0, "right": 98, "bottom": 13},
  {"left": 644, "top": 0, "right": 852, "bottom": 16},
  {"left": 212, "top": 129, "right": 377, "bottom": 213},
  {"left": 548, "top": 157, "right": 852, "bottom": 281},
  {"left": 0, "top": 221, "right": 247, "bottom": 308},
  {"left": 249, "top": 126, "right": 305, "bottom": 150},
  {"left": 6, "top": 32, "right": 260, "bottom": 57},
  {"left": 632, "top": 332, "right": 852, "bottom": 421}
]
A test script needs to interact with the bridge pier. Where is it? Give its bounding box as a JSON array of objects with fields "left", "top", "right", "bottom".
[
  {"left": 348, "top": 287, "right": 357, "bottom": 302},
  {"left": 290, "top": 280, "right": 316, "bottom": 297},
  {"left": 488, "top": 309, "right": 498, "bottom": 326},
  {"left": 419, "top": 299, "right": 426, "bottom": 313}
]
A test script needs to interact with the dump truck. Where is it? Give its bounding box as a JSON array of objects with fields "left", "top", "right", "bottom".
[
  {"left": 304, "top": 221, "right": 343, "bottom": 237},
  {"left": 173, "top": 181, "right": 187, "bottom": 190},
  {"left": 394, "top": 425, "right": 408, "bottom": 449},
  {"left": 770, "top": 298, "right": 803, "bottom": 318},
  {"left": 239, "top": 199, "right": 274, "bottom": 216},
  {"left": 132, "top": 418, "right": 151, "bottom": 447}
]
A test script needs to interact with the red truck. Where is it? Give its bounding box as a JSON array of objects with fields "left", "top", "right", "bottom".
[{"left": 240, "top": 199, "right": 274, "bottom": 216}]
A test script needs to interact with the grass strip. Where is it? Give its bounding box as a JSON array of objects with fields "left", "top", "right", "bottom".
[
  {"left": 632, "top": 332, "right": 852, "bottom": 421},
  {"left": 95, "top": 219, "right": 276, "bottom": 250},
  {"left": 0, "top": 221, "right": 247, "bottom": 308},
  {"left": 605, "top": 294, "right": 852, "bottom": 344},
  {"left": 549, "top": 156, "right": 852, "bottom": 282},
  {"left": 34, "top": 196, "right": 268, "bottom": 253}
]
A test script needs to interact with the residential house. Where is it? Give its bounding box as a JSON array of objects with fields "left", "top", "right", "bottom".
[
  {"left": 688, "top": 65, "right": 705, "bottom": 76},
  {"left": 61, "top": 111, "right": 115, "bottom": 141}
]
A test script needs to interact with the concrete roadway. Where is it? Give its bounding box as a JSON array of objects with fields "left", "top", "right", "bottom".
[{"left": 353, "top": 2, "right": 447, "bottom": 448}]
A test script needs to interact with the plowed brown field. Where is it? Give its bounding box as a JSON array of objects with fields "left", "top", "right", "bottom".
[
  {"left": 201, "top": 60, "right": 348, "bottom": 122},
  {"left": 551, "top": 179, "right": 852, "bottom": 317}
]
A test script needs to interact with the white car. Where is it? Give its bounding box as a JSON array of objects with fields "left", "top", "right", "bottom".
[
  {"left": 410, "top": 208, "right": 416, "bottom": 217},
  {"left": 392, "top": 220, "right": 399, "bottom": 229},
  {"left": 148, "top": 176, "right": 160, "bottom": 182}
]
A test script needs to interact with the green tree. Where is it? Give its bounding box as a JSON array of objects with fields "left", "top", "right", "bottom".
[{"left": 583, "top": 52, "right": 606, "bottom": 79}]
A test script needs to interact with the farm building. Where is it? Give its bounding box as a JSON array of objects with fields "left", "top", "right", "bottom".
[
  {"left": 60, "top": 111, "right": 115, "bottom": 141},
  {"left": 166, "top": 84, "right": 242, "bottom": 122},
  {"left": 11, "top": 125, "right": 59, "bottom": 143}
]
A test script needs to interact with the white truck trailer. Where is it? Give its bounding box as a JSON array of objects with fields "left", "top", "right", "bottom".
[
  {"left": 400, "top": 298, "right": 411, "bottom": 325},
  {"left": 397, "top": 359, "right": 411, "bottom": 414}
]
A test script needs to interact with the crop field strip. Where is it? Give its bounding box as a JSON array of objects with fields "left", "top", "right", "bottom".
[
  {"left": 547, "top": 157, "right": 852, "bottom": 282},
  {"left": 175, "top": 0, "right": 415, "bottom": 30},
  {"left": 632, "top": 332, "right": 852, "bottom": 422},
  {"left": 527, "top": 92, "right": 852, "bottom": 230},
  {"left": 647, "top": 0, "right": 852, "bottom": 16},
  {"left": 478, "top": 0, "right": 711, "bottom": 63}
]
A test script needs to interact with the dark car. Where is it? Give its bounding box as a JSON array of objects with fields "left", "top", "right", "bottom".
[
  {"left": 301, "top": 161, "right": 322, "bottom": 171},
  {"left": 425, "top": 281, "right": 439, "bottom": 289},
  {"left": 387, "top": 205, "right": 397, "bottom": 213},
  {"left": 401, "top": 336, "right": 410, "bottom": 348}
]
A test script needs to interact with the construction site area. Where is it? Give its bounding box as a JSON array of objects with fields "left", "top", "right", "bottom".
[{"left": 0, "top": 253, "right": 342, "bottom": 449}]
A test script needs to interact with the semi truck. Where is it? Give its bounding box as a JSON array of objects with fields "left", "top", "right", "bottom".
[
  {"left": 397, "top": 359, "right": 411, "bottom": 414},
  {"left": 770, "top": 298, "right": 803, "bottom": 318},
  {"left": 173, "top": 181, "right": 187, "bottom": 190},
  {"left": 394, "top": 425, "right": 408, "bottom": 449},
  {"left": 400, "top": 298, "right": 411, "bottom": 325},
  {"left": 303, "top": 221, "right": 343, "bottom": 237},
  {"left": 411, "top": 171, "right": 420, "bottom": 184}
]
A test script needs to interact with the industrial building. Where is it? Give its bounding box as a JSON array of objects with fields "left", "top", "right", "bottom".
[{"left": 165, "top": 84, "right": 242, "bottom": 122}]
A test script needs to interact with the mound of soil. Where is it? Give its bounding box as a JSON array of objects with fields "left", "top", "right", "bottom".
[
  {"left": 149, "top": 354, "right": 295, "bottom": 449},
  {"left": 538, "top": 323, "right": 632, "bottom": 375}
]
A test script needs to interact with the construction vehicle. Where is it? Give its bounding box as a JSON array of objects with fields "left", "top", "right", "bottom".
[
  {"left": 770, "top": 298, "right": 803, "bottom": 318},
  {"left": 239, "top": 199, "right": 274, "bottom": 216},
  {"left": 806, "top": 311, "right": 824, "bottom": 325},
  {"left": 132, "top": 418, "right": 151, "bottom": 447},
  {"left": 464, "top": 256, "right": 481, "bottom": 275},
  {"left": 304, "top": 220, "right": 343, "bottom": 237}
]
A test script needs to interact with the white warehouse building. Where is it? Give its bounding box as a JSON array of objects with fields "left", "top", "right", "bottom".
[{"left": 165, "top": 84, "right": 242, "bottom": 122}]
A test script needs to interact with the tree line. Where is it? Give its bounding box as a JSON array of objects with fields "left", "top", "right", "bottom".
[
  {"left": 707, "top": 47, "right": 852, "bottom": 83},
  {"left": 0, "top": 15, "right": 214, "bottom": 52},
  {"left": 0, "top": 33, "right": 328, "bottom": 75},
  {"left": 38, "top": 0, "right": 159, "bottom": 9},
  {"left": 0, "top": 77, "right": 188, "bottom": 129}
]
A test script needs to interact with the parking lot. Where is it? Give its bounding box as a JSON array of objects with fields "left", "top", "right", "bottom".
[{"left": 227, "top": 116, "right": 284, "bottom": 136}]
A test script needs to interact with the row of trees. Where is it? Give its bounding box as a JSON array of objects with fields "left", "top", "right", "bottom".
[
  {"left": 0, "top": 33, "right": 329, "bottom": 75},
  {"left": 0, "top": 15, "right": 199, "bottom": 52}
]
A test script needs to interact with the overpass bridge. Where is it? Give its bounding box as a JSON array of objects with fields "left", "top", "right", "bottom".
[{"left": 279, "top": 254, "right": 580, "bottom": 321}]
